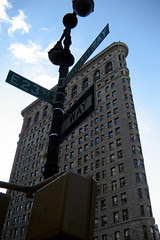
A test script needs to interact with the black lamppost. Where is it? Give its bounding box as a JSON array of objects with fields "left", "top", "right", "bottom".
[{"left": 43, "top": 0, "right": 94, "bottom": 179}]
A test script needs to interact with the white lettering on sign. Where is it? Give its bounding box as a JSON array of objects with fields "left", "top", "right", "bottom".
[
  {"left": 10, "top": 73, "right": 19, "bottom": 86},
  {"left": 62, "top": 94, "right": 92, "bottom": 133}
]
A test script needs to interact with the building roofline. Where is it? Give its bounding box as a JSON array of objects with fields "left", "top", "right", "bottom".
[{"left": 21, "top": 41, "right": 128, "bottom": 117}]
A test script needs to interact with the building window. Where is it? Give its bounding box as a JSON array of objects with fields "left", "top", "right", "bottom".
[
  {"left": 70, "top": 162, "right": 74, "bottom": 169},
  {"left": 101, "top": 199, "right": 106, "bottom": 210},
  {"left": 101, "top": 215, "right": 107, "bottom": 226},
  {"left": 65, "top": 154, "right": 69, "bottom": 161},
  {"left": 113, "top": 99, "right": 117, "bottom": 105},
  {"left": 115, "top": 231, "right": 120, "bottom": 240},
  {"left": 112, "top": 180, "right": 117, "bottom": 190},
  {"left": 84, "top": 144, "right": 89, "bottom": 151},
  {"left": 130, "top": 134, "right": 134, "bottom": 141},
  {"left": 143, "top": 225, "right": 148, "bottom": 240},
  {"left": 117, "top": 150, "right": 123, "bottom": 159},
  {"left": 34, "top": 112, "right": 39, "bottom": 123},
  {"left": 120, "top": 177, "right": 125, "bottom": 187},
  {"left": 103, "top": 183, "right": 107, "bottom": 193},
  {"left": 79, "top": 127, "right": 83, "bottom": 134},
  {"left": 78, "top": 147, "right": 82, "bottom": 154},
  {"left": 139, "top": 159, "right": 144, "bottom": 168},
  {"left": 107, "top": 111, "right": 112, "bottom": 118},
  {"left": 111, "top": 82, "right": 115, "bottom": 89},
  {"left": 72, "top": 85, "right": 77, "bottom": 97},
  {"left": 84, "top": 134, "right": 89, "bottom": 141},
  {"left": 106, "top": 102, "right": 111, "bottom": 109},
  {"left": 96, "top": 172, "right": 100, "bottom": 181},
  {"left": 134, "top": 159, "right": 138, "bottom": 168},
  {"left": 118, "top": 163, "right": 124, "bottom": 173},
  {"left": 116, "top": 138, "right": 121, "bottom": 147},
  {"left": 142, "top": 173, "right": 147, "bottom": 183},
  {"left": 84, "top": 154, "right": 89, "bottom": 162},
  {"left": 79, "top": 137, "right": 82, "bottom": 144},
  {"left": 96, "top": 159, "right": 100, "bottom": 168},
  {"left": 112, "top": 195, "right": 118, "bottom": 206},
  {"left": 82, "top": 78, "right": 88, "bottom": 90},
  {"left": 110, "top": 153, "right": 115, "bottom": 162},
  {"left": 84, "top": 124, "right": 89, "bottom": 131},
  {"left": 136, "top": 173, "right": 140, "bottom": 183},
  {"left": 112, "top": 90, "right": 116, "bottom": 97},
  {"left": 84, "top": 166, "right": 88, "bottom": 174},
  {"left": 94, "top": 70, "right": 100, "bottom": 82},
  {"left": 111, "top": 167, "right": 116, "bottom": 176},
  {"left": 147, "top": 205, "right": 152, "bottom": 217},
  {"left": 113, "top": 107, "right": 118, "bottom": 114},
  {"left": 140, "top": 205, "right": 145, "bottom": 216},
  {"left": 108, "top": 131, "right": 113, "bottom": 139},
  {"left": 114, "top": 117, "right": 119, "bottom": 125},
  {"left": 106, "top": 62, "right": 113, "bottom": 74},
  {"left": 105, "top": 86, "right": 109, "bottom": 92},
  {"left": 121, "top": 192, "right": 127, "bottom": 204},
  {"left": 102, "top": 234, "right": 107, "bottom": 240},
  {"left": 132, "top": 145, "right": 136, "bottom": 154},
  {"left": 113, "top": 212, "right": 119, "bottom": 223},
  {"left": 43, "top": 105, "right": 48, "bottom": 117},
  {"left": 109, "top": 142, "right": 114, "bottom": 150},
  {"left": 95, "top": 137, "right": 100, "bottom": 145},
  {"left": 122, "top": 209, "right": 128, "bottom": 220},
  {"left": 115, "top": 127, "right": 120, "bottom": 135},
  {"left": 138, "top": 188, "right": 142, "bottom": 199},
  {"left": 108, "top": 120, "right": 112, "bottom": 128},
  {"left": 124, "top": 228, "right": 130, "bottom": 240},
  {"left": 145, "top": 188, "right": 150, "bottom": 199},
  {"left": 95, "top": 218, "right": 98, "bottom": 228},
  {"left": 70, "top": 151, "right": 74, "bottom": 158}
]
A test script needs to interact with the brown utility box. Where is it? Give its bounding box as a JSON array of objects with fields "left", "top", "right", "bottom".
[
  {"left": 0, "top": 192, "right": 11, "bottom": 237},
  {"left": 26, "top": 172, "right": 96, "bottom": 240}
]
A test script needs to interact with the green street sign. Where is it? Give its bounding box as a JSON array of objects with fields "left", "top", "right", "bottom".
[
  {"left": 65, "top": 23, "right": 110, "bottom": 85},
  {"left": 6, "top": 70, "right": 56, "bottom": 104}
]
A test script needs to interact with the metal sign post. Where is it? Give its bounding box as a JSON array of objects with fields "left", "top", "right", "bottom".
[{"left": 5, "top": 23, "right": 110, "bottom": 179}]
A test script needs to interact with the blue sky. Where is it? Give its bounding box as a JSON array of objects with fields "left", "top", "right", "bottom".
[{"left": 0, "top": 0, "right": 160, "bottom": 226}]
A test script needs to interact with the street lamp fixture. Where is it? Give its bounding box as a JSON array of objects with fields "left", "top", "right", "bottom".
[
  {"left": 73, "top": 0, "right": 94, "bottom": 17},
  {"left": 43, "top": 0, "right": 94, "bottom": 179}
]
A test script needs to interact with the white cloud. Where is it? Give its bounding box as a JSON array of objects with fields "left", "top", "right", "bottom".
[
  {"left": 9, "top": 40, "right": 56, "bottom": 64},
  {"left": 8, "top": 10, "right": 31, "bottom": 35},
  {"left": 9, "top": 41, "right": 48, "bottom": 63},
  {"left": 0, "top": 0, "right": 12, "bottom": 22}
]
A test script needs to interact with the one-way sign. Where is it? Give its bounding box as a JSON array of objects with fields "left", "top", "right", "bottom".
[{"left": 61, "top": 85, "right": 95, "bottom": 139}]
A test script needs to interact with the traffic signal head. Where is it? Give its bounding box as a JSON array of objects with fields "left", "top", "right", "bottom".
[{"left": 26, "top": 172, "right": 96, "bottom": 240}]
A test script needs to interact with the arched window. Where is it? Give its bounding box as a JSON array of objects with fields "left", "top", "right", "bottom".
[
  {"left": 43, "top": 106, "right": 48, "bottom": 117},
  {"left": 105, "top": 62, "right": 113, "bottom": 74},
  {"left": 71, "top": 85, "right": 77, "bottom": 97},
  {"left": 27, "top": 117, "right": 31, "bottom": 128},
  {"left": 94, "top": 70, "right": 100, "bottom": 82},
  {"left": 82, "top": 78, "right": 88, "bottom": 90},
  {"left": 34, "top": 112, "right": 39, "bottom": 123}
]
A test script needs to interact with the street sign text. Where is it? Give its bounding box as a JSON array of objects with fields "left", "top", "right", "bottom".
[
  {"left": 6, "top": 70, "right": 56, "bottom": 104},
  {"left": 65, "top": 23, "right": 110, "bottom": 85},
  {"left": 61, "top": 85, "right": 95, "bottom": 139}
]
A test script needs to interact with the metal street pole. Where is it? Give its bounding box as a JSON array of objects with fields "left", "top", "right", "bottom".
[{"left": 43, "top": 1, "right": 94, "bottom": 179}]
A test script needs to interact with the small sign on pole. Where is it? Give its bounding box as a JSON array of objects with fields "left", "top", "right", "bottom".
[{"left": 61, "top": 85, "right": 95, "bottom": 139}]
